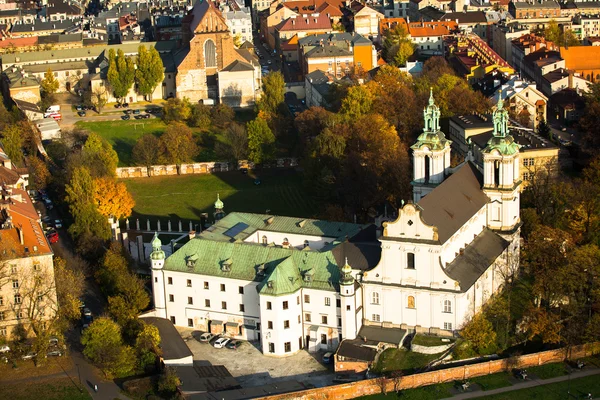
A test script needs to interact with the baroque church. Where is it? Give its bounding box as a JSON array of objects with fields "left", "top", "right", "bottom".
[
  {"left": 148, "top": 94, "right": 521, "bottom": 357},
  {"left": 175, "top": 0, "right": 261, "bottom": 106}
]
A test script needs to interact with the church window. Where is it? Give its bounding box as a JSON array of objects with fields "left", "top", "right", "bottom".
[
  {"left": 407, "top": 253, "right": 415, "bottom": 269},
  {"left": 443, "top": 300, "right": 452, "bottom": 313},
  {"left": 204, "top": 39, "right": 217, "bottom": 68},
  {"left": 372, "top": 292, "right": 380, "bottom": 304},
  {"left": 262, "top": 235, "right": 268, "bottom": 244},
  {"left": 494, "top": 161, "right": 500, "bottom": 187},
  {"left": 407, "top": 296, "right": 415, "bottom": 309},
  {"left": 424, "top": 155, "right": 431, "bottom": 182}
]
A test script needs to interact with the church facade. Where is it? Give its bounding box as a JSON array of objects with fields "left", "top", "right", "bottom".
[{"left": 149, "top": 95, "right": 521, "bottom": 356}]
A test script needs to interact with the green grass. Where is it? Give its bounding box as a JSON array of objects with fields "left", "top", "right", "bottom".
[
  {"left": 484, "top": 374, "right": 599, "bottom": 399},
  {"left": 411, "top": 335, "right": 454, "bottom": 347},
  {"left": 0, "top": 377, "right": 91, "bottom": 400},
  {"left": 373, "top": 348, "right": 443, "bottom": 374},
  {"left": 356, "top": 383, "right": 454, "bottom": 400},
  {"left": 470, "top": 372, "right": 513, "bottom": 391},
  {"left": 124, "top": 169, "right": 318, "bottom": 220},
  {"left": 528, "top": 362, "right": 569, "bottom": 379}
]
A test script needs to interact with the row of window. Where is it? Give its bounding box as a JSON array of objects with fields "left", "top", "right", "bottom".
[
  {"left": 303, "top": 294, "right": 335, "bottom": 306},
  {"left": 0, "top": 294, "right": 22, "bottom": 305},
  {"left": 166, "top": 277, "right": 246, "bottom": 294},
  {"left": 265, "top": 297, "right": 341, "bottom": 310},
  {"left": 0, "top": 310, "right": 26, "bottom": 320},
  {"left": 523, "top": 157, "right": 535, "bottom": 166},
  {"left": 371, "top": 314, "right": 453, "bottom": 331},
  {"left": 370, "top": 294, "right": 452, "bottom": 312},
  {"left": 265, "top": 313, "right": 337, "bottom": 329},
  {"left": 168, "top": 295, "right": 246, "bottom": 312}
]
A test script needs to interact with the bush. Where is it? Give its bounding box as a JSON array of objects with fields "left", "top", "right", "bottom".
[{"left": 158, "top": 367, "right": 181, "bottom": 395}]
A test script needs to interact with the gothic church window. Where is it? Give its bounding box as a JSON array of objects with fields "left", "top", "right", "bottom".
[{"left": 204, "top": 39, "right": 217, "bottom": 68}]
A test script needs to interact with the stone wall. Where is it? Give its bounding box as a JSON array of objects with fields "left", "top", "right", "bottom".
[
  {"left": 115, "top": 158, "right": 298, "bottom": 179},
  {"left": 334, "top": 359, "right": 371, "bottom": 374},
  {"left": 411, "top": 343, "right": 453, "bottom": 355},
  {"left": 257, "top": 342, "right": 600, "bottom": 400}
]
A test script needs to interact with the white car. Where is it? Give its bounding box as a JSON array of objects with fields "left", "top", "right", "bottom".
[
  {"left": 213, "top": 337, "right": 230, "bottom": 349},
  {"left": 22, "top": 351, "right": 37, "bottom": 360},
  {"left": 0, "top": 345, "right": 10, "bottom": 353},
  {"left": 54, "top": 219, "right": 63, "bottom": 229}
]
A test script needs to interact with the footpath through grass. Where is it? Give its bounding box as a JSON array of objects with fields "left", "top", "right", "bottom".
[
  {"left": 0, "top": 377, "right": 91, "bottom": 400},
  {"left": 124, "top": 169, "right": 318, "bottom": 221}
]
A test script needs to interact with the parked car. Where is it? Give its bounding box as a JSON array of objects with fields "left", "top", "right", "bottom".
[
  {"left": 267, "top": 60, "right": 272, "bottom": 65},
  {"left": 322, "top": 352, "right": 334, "bottom": 364},
  {"left": 0, "top": 345, "right": 10, "bottom": 353},
  {"left": 49, "top": 337, "right": 59, "bottom": 346},
  {"left": 44, "top": 198, "right": 53, "bottom": 210},
  {"left": 114, "top": 103, "right": 122, "bottom": 108},
  {"left": 122, "top": 115, "right": 131, "bottom": 120},
  {"left": 124, "top": 109, "right": 132, "bottom": 114},
  {"left": 142, "top": 114, "right": 151, "bottom": 119},
  {"left": 22, "top": 351, "right": 37, "bottom": 360},
  {"left": 122, "top": 102, "right": 129, "bottom": 108},
  {"left": 46, "top": 349, "right": 63, "bottom": 357},
  {"left": 133, "top": 109, "right": 141, "bottom": 114},
  {"left": 77, "top": 111, "right": 86, "bottom": 117},
  {"left": 225, "top": 340, "right": 242, "bottom": 350},
  {"left": 76, "top": 105, "right": 84, "bottom": 111},
  {"left": 46, "top": 231, "right": 59, "bottom": 244},
  {"left": 213, "top": 337, "right": 230, "bottom": 348},
  {"left": 42, "top": 215, "right": 52, "bottom": 223},
  {"left": 197, "top": 332, "right": 215, "bottom": 342},
  {"left": 54, "top": 219, "right": 63, "bottom": 229},
  {"left": 82, "top": 307, "right": 92, "bottom": 317},
  {"left": 134, "top": 115, "right": 143, "bottom": 119}
]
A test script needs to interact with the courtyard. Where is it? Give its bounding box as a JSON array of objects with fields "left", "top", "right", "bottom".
[
  {"left": 178, "top": 329, "right": 334, "bottom": 388},
  {"left": 123, "top": 169, "right": 319, "bottom": 221}
]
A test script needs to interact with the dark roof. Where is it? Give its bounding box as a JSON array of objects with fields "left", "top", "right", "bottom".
[
  {"left": 471, "top": 128, "right": 556, "bottom": 152},
  {"left": 444, "top": 228, "right": 509, "bottom": 291},
  {"left": 511, "top": 0, "right": 560, "bottom": 9},
  {"left": 337, "top": 339, "right": 377, "bottom": 362},
  {"left": 298, "top": 32, "right": 372, "bottom": 47},
  {"left": 358, "top": 325, "right": 407, "bottom": 345},
  {"left": 442, "top": 11, "right": 487, "bottom": 24},
  {"left": 13, "top": 98, "right": 42, "bottom": 113},
  {"left": 330, "top": 225, "right": 381, "bottom": 271},
  {"left": 418, "top": 162, "right": 489, "bottom": 244},
  {"left": 449, "top": 113, "right": 493, "bottom": 130},
  {"left": 141, "top": 317, "right": 193, "bottom": 361},
  {"left": 305, "top": 46, "right": 352, "bottom": 58},
  {"left": 549, "top": 88, "right": 585, "bottom": 109},
  {"left": 221, "top": 59, "right": 254, "bottom": 72},
  {"left": 543, "top": 68, "right": 569, "bottom": 84},
  {"left": 192, "top": 380, "right": 308, "bottom": 400},
  {"left": 418, "top": 6, "right": 445, "bottom": 21},
  {"left": 239, "top": 40, "right": 254, "bottom": 49},
  {"left": 523, "top": 49, "right": 561, "bottom": 65},
  {"left": 46, "top": 0, "right": 82, "bottom": 16},
  {"left": 38, "top": 33, "right": 82, "bottom": 44},
  {"left": 176, "top": 364, "right": 239, "bottom": 394}
]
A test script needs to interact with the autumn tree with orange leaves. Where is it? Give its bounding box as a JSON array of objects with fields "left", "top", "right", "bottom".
[{"left": 93, "top": 177, "right": 135, "bottom": 220}]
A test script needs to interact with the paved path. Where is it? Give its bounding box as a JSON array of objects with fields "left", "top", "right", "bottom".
[
  {"left": 68, "top": 350, "right": 129, "bottom": 400},
  {"left": 447, "top": 367, "right": 600, "bottom": 399}
]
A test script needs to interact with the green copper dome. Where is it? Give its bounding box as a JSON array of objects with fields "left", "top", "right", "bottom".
[
  {"left": 340, "top": 257, "right": 354, "bottom": 285},
  {"left": 483, "top": 96, "right": 520, "bottom": 155},
  {"left": 411, "top": 89, "right": 451, "bottom": 151},
  {"left": 150, "top": 233, "right": 165, "bottom": 261},
  {"left": 214, "top": 194, "right": 224, "bottom": 210}
]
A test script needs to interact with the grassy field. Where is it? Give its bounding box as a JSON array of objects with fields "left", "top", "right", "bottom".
[
  {"left": 124, "top": 169, "right": 318, "bottom": 221},
  {"left": 355, "top": 383, "right": 453, "bottom": 400},
  {"left": 373, "top": 348, "right": 443, "bottom": 374},
  {"left": 470, "top": 372, "right": 513, "bottom": 390},
  {"left": 0, "top": 377, "right": 91, "bottom": 400},
  {"left": 527, "top": 362, "right": 569, "bottom": 379}
]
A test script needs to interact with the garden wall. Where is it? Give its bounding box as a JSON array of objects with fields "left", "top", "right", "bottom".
[
  {"left": 257, "top": 342, "right": 600, "bottom": 400},
  {"left": 115, "top": 158, "right": 298, "bottom": 178}
]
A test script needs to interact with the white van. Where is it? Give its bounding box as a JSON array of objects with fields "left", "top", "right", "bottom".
[{"left": 46, "top": 105, "right": 61, "bottom": 113}]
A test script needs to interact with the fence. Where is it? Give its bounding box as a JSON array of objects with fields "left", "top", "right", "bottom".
[
  {"left": 257, "top": 342, "right": 600, "bottom": 400},
  {"left": 115, "top": 158, "right": 298, "bottom": 179}
]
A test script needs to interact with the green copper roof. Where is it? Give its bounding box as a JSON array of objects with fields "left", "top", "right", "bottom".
[
  {"left": 163, "top": 238, "right": 341, "bottom": 294},
  {"left": 340, "top": 257, "right": 353, "bottom": 285},
  {"left": 483, "top": 97, "right": 520, "bottom": 155},
  {"left": 411, "top": 89, "right": 451, "bottom": 151},
  {"left": 150, "top": 233, "right": 165, "bottom": 261},
  {"left": 214, "top": 194, "right": 224, "bottom": 210},
  {"left": 199, "top": 212, "right": 364, "bottom": 242}
]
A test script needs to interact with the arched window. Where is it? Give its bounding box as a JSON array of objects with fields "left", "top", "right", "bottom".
[
  {"left": 303, "top": 240, "right": 309, "bottom": 248},
  {"left": 262, "top": 235, "right": 267, "bottom": 245},
  {"left": 406, "top": 252, "right": 415, "bottom": 269},
  {"left": 424, "top": 155, "right": 431, "bottom": 182},
  {"left": 443, "top": 300, "right": 452, "bottom": 313},
  {"left": 204, "top": 39, "right": 217, "bottom": 68},
  {"left": 494, "top": 160, "right": 500, "bottom": 187},
  {"left": 283, "top": 237, "right": 289, "bottom": 243},
  {"left": 372, "top": 292, "right": 379, "bottom": 305},
  {"left": 407, "top": 296, "right": 415, "bottom": 309}
]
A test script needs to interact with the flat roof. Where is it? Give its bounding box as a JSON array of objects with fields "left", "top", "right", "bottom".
[{"left": 141, "top": 316, "right": 193, "bottom": 361}]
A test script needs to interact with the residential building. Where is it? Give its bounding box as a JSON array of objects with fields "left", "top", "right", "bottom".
[
  {"left": 541, "top": 67, "right": 590, "bottom": 96},
  {"left": 548, "top": 87, "right": 586, "bottom": 123},
  {"left": 274, "top": 14, "right": 333, "bottom": 54},
  {"left": 491, "top": 22, "right": 529, "bottom": 62},
  {"left": 520, "top": 48, "right": 564, "bottom": 88},
  {"left": 442, "top": 11, "right": 489, "bottom": 39},
  {"left": 447, "top": 34, "right": 514, "bottom": 82},
  {"left": 261, "top": 3, "right": 298, "bottom": 50},
  {"left": 149, "top": 93, "right": 522, "bottom": 357},
  {"left": 349, "top": 1, "right": 384, "bottom": 38},
  {"left": 560, "top": 45, "right": 600, "bottom": 83},
  {"left": 447, "top": 108, "right": 559, "bottom": 185},
  {"left": 508, "top": 0, "right": 561, "bottom": 19},
  {"left": 0, "top": 148, "right": 56, "bottom": 341},
  {"left": 406, "top": 19, "right": 458, "bottom": 55},
  {"left": 221, "top": 1, "right": 253, "bottom": 44},
  {"left": 382, "top": 0, "right": 411, "bottom": 18},
  {"left": 511, "top": 33, "right": 558, "bottom": 73},
  {"left": 298, "top": 32, "right": 376, "bottom": 77},
  {"left": 490, "top": 75, "right": 548, "bottom": 129},
  {"left": 572, "top": 14, "right": 600, "bottom": 40},
  {"left": 305, "top": 69, "right": 332, "bottom": 107}
]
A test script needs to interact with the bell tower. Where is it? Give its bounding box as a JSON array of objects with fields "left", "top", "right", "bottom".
[
  {"left": 150, "top": 233, "right": 167, "bottom": 318},
  {"left": 482, "top": 98, "right": 521, "bottom": 233},
  {"left": 411, "top": 89, "right": 452, "bottom": 202},
  {"left": 339, "top": 258, "right": 358, "bottom": 340}
]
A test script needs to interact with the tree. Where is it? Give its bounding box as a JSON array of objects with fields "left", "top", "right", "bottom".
[
  {"left": 211, "top": 103, "right": 235, "bottom": 128},
  {"left": 81, "top": 317, "right": 136, "bottom": 378},
  {"left": 536, "top": 119, "right": 551, "bottom": 139},
  {"left": 158, "top": 367, "right": 181, "bottom": 394},
  {"left": 520, "top": 306, "right": 562, "bottom": 344},
  {"left": 27, "top": 156, "right": 50, "bottom": 190},
  {"left": 579, "top": 82, "right": 600, "bottom": 152},
  {"left": 65, "top": 167, "right": 111, "bottom": 242},
  {"left": 53, "top": 257, "right": 85, "bottom": 323},
  {"left": 247, "top": 116, "right": 275, "bottom": 164},
  {"left": 461, "top": 312, "right": 497, "bottom": 355},
  {"left": 107, "top": 49, "right": 135, "bottom": 102},
  {"left": 91, "top": 86, "right": 108, "bottom": 113},
  {"left": 295, "top": 106, "right": 338, "bottom": 147},
  {"left": 135, "top": 46, "right": 164, "bottom": 101},
  {"left": 1, "top": 124, "right": 23, "bottom": 163},
  {"left": 93, "top": 177, "right": 135, "bottom": 220},
  {"left": 544, "top": 20, "right": 562, "bottom": 44},
  {"left": 188, "top": 103, "right": 212, "bottom": 131},
  {"left": 96, "top": 243, "right": 130, "bottom": 297},
  {"left": 383, "top": 24, "right": 414, "bottom": 66},
  {"left": 340, "top": 85, "right": 373, "bottom": 119},
  {"left": 40, "top": 68, "right": 59, "bottom": 95},
  {"left": 82, "top": 133, "right": 119, "bottom": 177},
  {"left": 132, "top": 134, "right": 163, "bottom": 167},
  {"left": 256, "top": 71, "right": 285, "bottom": 116},
  {"left": 224, "top": 123, "right": 248, "bottom": 161},
  {"left": 160, "top": 122, "right": 199, "bottom": 164},
  {"left": 135, "top": 322, "right": 160, "bottom": 371},
  {"left": 162, "top": 97, "right": 192, "bottom": 123}
]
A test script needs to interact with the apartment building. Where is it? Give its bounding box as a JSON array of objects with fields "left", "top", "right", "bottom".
[{"left": 509, "top": 0, "right": 561, "bottom": 19}]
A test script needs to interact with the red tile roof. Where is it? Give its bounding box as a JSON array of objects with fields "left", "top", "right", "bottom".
[{"left": 277, "top": 13, "right": 332, "bottom": 32}]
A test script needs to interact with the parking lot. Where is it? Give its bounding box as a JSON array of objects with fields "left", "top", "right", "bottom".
[{"left": 179, "top": 329, "right": 335, "bottom": 388}]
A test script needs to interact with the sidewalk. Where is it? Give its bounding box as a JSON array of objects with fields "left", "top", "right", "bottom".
[
  {"left": 447, "top": 367, "right": 600, "bottom": 399},
  {"left": 67, "top": 351, "right": 129, "bottom": 400}
]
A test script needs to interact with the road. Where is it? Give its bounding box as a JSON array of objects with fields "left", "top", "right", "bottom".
[{"left": 59, "top": 105, "right": 162, "bottom": 129}]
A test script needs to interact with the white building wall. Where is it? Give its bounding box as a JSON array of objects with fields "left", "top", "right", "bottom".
[
  {"left": 301, "top": 288, "right": 341, "bottom": 351},
  {"left": 259, "top": 292, "right": 303, "bottom": 356},
  {"left": 245, "top": 230, "right": 336, "bottom": 250}
]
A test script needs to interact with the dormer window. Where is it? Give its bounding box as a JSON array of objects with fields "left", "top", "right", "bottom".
[
  {"left": 222, "top": 258, "right": 232, "bottom": 272},
  {"left": 186, "top": 254, "right": 198, "bottom": 269},
  {"left": 262, "top": 235, "right": 268, "bottom": 245},
  {"left": 303, "top": 240, "right": 309, "bottom": 248},
  {"left": 304, "top": 272, "right": 312, "bottom": 282},
  {"left": 257, "top": 264, "right": 265, "bottom": 276},
  {"left": 267, "top": 280, "right": 274, "bottom": 288}
]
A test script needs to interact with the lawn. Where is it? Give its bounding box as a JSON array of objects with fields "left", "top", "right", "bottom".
[
  {"left": 355, "top": 383, "right": 454, "bottom": 400},
  {"left": 373, "top": 348, "right": 443, "bottom": 374},
  {"left": 0, "top": 357, "right": 74, "bottom": 382},
  {"left": 0, "top": 377, "right": 91, "bottom": 400},
  {"left": 470, "top": 372, "right": 513, "bottom": 390},
  {"left": 411, "top": 335, "right": 454, "bottom": 347},
  {"left": 124, "top": 169, "right": 318, "bottom": 221},
  {"left": 484, "top": 374, "right": 599, "bottom": 400},
  {"left": 527, "top": 362, "right": 568, "bottom": 379}
]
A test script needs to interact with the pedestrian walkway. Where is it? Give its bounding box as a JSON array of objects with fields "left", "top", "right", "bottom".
[
  {"left": 68, "top": 351, "right": 129, "bottom": 400},
  {"left": 447, "top": 367, "right": 600, "bottom": 399}
]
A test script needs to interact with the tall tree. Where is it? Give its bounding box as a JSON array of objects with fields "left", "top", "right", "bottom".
[
  {"left": 256, "top": 71, "right": 285, "bottom": 116},
  {"left": 211, "top": 103, "right": 235, "bottom": 128},
  {"left": 461, "top": 312, "right": 497, "bottom": 355},
  {"left": 188, "top": 104, "right": 212, "bottom": 131},
  {"left": 160, "top": 122, "right": 199, "bottom": 164},
  {"left": 135, "top": 46, "right": 164, "bottom": 101},
  {"left": 53, "top": 257, "right": 86, "bottom": 324},
  {"left": 132, "top": 134, "right": 163, "bottom": 167},
  {"left": 247, "top": 116, "right": 275, "bottom": 164},
  {"left": 383, "top": 24, "right": 414, "bottom": 66},
  {"left": 93, "top": 177, "right": 135, "bottom": 220},
  {"left": 224, "top": 123, "right": 248, "bottom": 161},
  {"left": 340, "top": 85, "right": 373, "bottom": 119},
  {"left": 1, "top": 124, "right": 23, "bottom": 163},
  {"left": 579, "top": 81, "right": 600, "bottom": 153},
  {"left": 40, "top": 68, "right": 59, "bottom": 95},
  {"left": 27, "top": 156, "right": 51, "bottom": 189},
  {"left": 107, "top": 49, "right": 135, "bottom": 102},
  {"left": 162, "top": 97, "right": 192, "bottom": 123},
  {"left": 81, "top": 133, "right": 119, "bottom": 177}
]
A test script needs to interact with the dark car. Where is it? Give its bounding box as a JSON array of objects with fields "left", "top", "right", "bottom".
[
  {"left": 142, "top": 114, "right": 151, "bottom": 119},
  {"left": 133, "top": 109, "right": 141, "bottom": 114},
  {"left": 124, "top": 109, "right": 132, "bottom": 114},
  {"left": 78, "top": 111, "right": 86, "bottom": 117},
  {"left": 122, "top": 115, "right": 131, "bottom": 120},
  {"left": 134, "top": 115, "right": 144, "bottom": 119},
  {"left": 122, "top": 102, "right": 129, "bottom": 108},
  {"left": 225, "top": 340, "right": 242, "bottom": 350},
  {"left": 76, "top": 105, "right": 84, "bottom": 111},
  {"left": 114, "top": 103, "right": 122, "bottom": 108}
]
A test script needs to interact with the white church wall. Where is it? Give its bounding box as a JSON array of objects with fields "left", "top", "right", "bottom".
[
  {"left": 259, "top": 292, "right": 303, "bottom": 356},
  {"left": 244, "top": 230, "right": 336, "bottom": 250},
  {"left": 439, "top": 207, "right": 487, "bottom": 268}
]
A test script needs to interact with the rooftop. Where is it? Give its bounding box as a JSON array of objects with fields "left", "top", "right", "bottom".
[
  {"left": 276, "top": 13, "right": 332, "bottom": 32},
  {"left": 511, "top": 0, "right": 560, "bottom": 9},
  {"left": 298, "top": 32, "right": 371, "bottom": 46},
  {"left": 141, "top": 317, "right": 194, "bottom": 361},
  {"left": 337, "top": 339, "right": 378, "bottom": 362},
  {"left": 304, "top": 45, "right": 353, "bottom": 58}
]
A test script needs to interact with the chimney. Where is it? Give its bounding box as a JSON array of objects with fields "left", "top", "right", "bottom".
[
  {"left": 17, "top": 224, "right": 24, "bottom": 245},
  {"left": 568, "top": 70, "right": 573, "bottom": 88}
]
